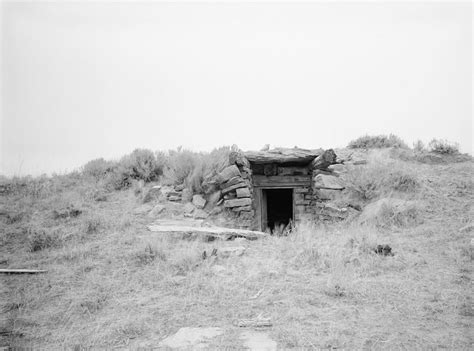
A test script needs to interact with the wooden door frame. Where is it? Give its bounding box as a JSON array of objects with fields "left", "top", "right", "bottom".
[{"left": 254, "top": 187, "right": 295, "bottom": 232}]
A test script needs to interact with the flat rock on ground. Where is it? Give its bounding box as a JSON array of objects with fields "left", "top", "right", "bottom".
[
  {"left": 133, "top": 204, "right": 154, "bottom": 215},
  {"left": 159, "top": 327, "right": 223, "bottom": 349},
  {"left": 183, "top": 202, "right": 195, "bottom": 214},
  {"left": 239, "top": 331, "right": 277, "bottom": 351},
  {"left": 218, "top": 246, "right": 246, "bottom": 258},
  {"left": 193, "top": 209, "right": 209, "bottom": 219},
  {"left": 192, "top": 194, "right": 207, "bottom": 209},
  {"left": 148, "top": 204, "right": 165, "bottom": 217}
]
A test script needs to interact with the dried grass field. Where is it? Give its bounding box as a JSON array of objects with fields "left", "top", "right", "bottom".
[{"left": 1, "top": 147, "right": 472, "bottom": 349}]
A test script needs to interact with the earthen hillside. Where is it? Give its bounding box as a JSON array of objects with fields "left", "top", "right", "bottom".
[{"left": 0, "top": 137, "right": 472, "bottom": 349}]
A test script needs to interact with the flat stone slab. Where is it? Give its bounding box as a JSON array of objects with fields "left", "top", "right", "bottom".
[
  {"left": 133, "top": 204, "right": 154, "bottom": 215},
  {"left": 148, "top": 221, "right": 267, "bottom": 240},
  {"left": 313, "top": 174, "right": 344, "bottom": 190},
  {"left": 240, "top": 331, "right": 277, "bottom": 351},
  {"left": 217, "top": 165, "right": 241, "bottom": 183},
  {"left": 224, "top": 197, "right": 252, "bottom": 208},
  {"left": 159, "top": 327, "right": 223, "bottom": 349},
  {"left": 192, "top": 194, "right": 207, "bottom": 209},
  {"left": 218, "top": 246, "right": 246, "bottom": 258},
  {"left": 148, "top": 204, "right": 165, "bottom": 217}
]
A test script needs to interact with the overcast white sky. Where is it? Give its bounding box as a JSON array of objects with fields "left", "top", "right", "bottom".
[{"left": 1, "top": 1, "right": 472, "bottom": 176}]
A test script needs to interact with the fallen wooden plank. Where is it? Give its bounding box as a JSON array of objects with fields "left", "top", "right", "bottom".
[
  {"left": 0, "top": 269, "right": 47, "bottom": 274},
  {"left": 152, "top": 219, "right": 204, "bottom": 227},
  {"left": 236, "top": 318, "right": 273, "bottom": 328},
  {"left": 147, "top": 224, "right": 267, "bottom": 240}
]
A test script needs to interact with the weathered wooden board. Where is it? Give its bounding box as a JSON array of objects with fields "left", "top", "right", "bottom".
[
  {"left": 277, "top": 166, "right": 310, "bottom": 176},
  {"left": 0, "top": 269, "right": 47, "bottom": 274},
  {"left": 236, "top": 318, "right": 273, "bottom": 327},
  {"left": 147, "top": 224, "right": 267, "bottom": 240},
  {"left": 245, "top": 148, "right": 323, "bottom": 165},
  {"left": 253, "top": 175, "right": 311, "bottom": 188},
  {"left": 263, "top": 164, "right": 277, "bottom": 176}
]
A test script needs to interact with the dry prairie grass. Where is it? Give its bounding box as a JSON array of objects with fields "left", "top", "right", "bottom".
[{"left": 0, "top": 154, "right": 472, "bottom": 349}]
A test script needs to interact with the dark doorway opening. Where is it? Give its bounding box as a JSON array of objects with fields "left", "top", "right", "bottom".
[{"left": 263, "top": 188, "right": 293, "bottom": 232}]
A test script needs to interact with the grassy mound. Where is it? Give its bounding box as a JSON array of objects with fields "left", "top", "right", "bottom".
[{"left": 1, "top": 144, "right": 472, "bottom": 348}]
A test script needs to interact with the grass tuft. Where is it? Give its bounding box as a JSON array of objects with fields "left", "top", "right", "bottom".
[
  {"left": 134, "top": 243, "right": 167, "bottom": 266},
  {"left": 343, "top": 155, "right": 420, "bottom": 202},
  {"left": 27, "top": 227, "right": 61, "bottom": 252}
]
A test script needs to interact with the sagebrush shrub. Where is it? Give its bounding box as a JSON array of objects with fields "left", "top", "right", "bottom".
[
  {"left": 97, "top": 149, "right": 165, "bottom": 190},
  {"left": 389, "top": 170, "right": 420, "bottom": 192},
  {"left": 120, "top": 149, "right": 164, "bottom": 182},
  {"left": 102, "top": 169, "right": 132, "bottom": 191},
  {"left": 163, "top": 148, "right": 199, "bottom": 186},
  {"left": 83, "top": 158, "right": 116, "bottom": 179},
  {"left": 344, "top": 162, "right": 419, "bottom": 201},
  {"left": 348, "top": 134, "right": 408, "bottom": 149},
  {"left": 134, "top": 243, "right": 167, "bottom": 266},
  {"left": 163, "top": 146, "right": 231, "bottom": 194},
  {"left": 413, "top": 140, "right": 425, "bottom": 153},
  {"left": 27, "top": 228, "right": 60, "bottom": 252},
  {"left": 368, "top": 200, "right": 420, "bottom": 228},
  {"left": 3, "top": 176, "right": 53, "bottom": 199},
  {"left": 85, "top": 217, "right": 104, "bottom": 234},
  {"left": 428, "top": 139, "right": 459, "bottom": 155}
]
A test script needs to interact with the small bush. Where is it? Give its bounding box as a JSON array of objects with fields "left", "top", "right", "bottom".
[
  {"left": 428, "top": 139, "right": 459, "bottom": 155},
  {"left": 79, "top": 294, "right": 108, "bottom": 314},
  {"left": 87, "top": 149, "right": 165, "bottom": 190},
  {"left": 360, "top": 199, "right": 420, "bottom": 228},
  {"left": 413, "top": 140, "right": 426, "bottom": 153},
  {"left": 5, "top": 212, "right": 25, "bottom": 224},
  {"left": 120, "top": 149, "right": 164, "bottom": 182},
  {"left": 163, "top": 148, "right": 200, "bottom": 186},
  {"left": 52, "top": 206, "right": 82, "bottom": 220},
  {"left": 103, "top": 169, "right": 132, "bottom": 191},
  {"left": 348, "top": 134, "right": 408, "bottom": 149},
  {"left": 163, "top": 146, "right": 231, "bottom": 194},
  {"left": 101, "top": 149, "right": 165, "bottom": 190},
  {"left": 83, "top": 158, "right": 116, "bottom": 179},
  {"left": 390, "top": 171, "right": 420, "bottom": 192},
  {"left": 27, "top": 228, "right": 60, "bottom": 252},
  {"left": 84, "top": 216, "right": 104, "bottom": 234},
  {"left": 135, "top": 243, "right": 167, "bottom": 265},
  {"left": 344, "top": 162, "right": 419, "bottom": 201},
  {"left": 92, "top": 190, "right": 108, "bottom": 202},
  {"left": 170, "top": 250, "right": 200, "bottom": 275},
  {"left": 3, "top": 176, "right": 53, "bottom": 199}
]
